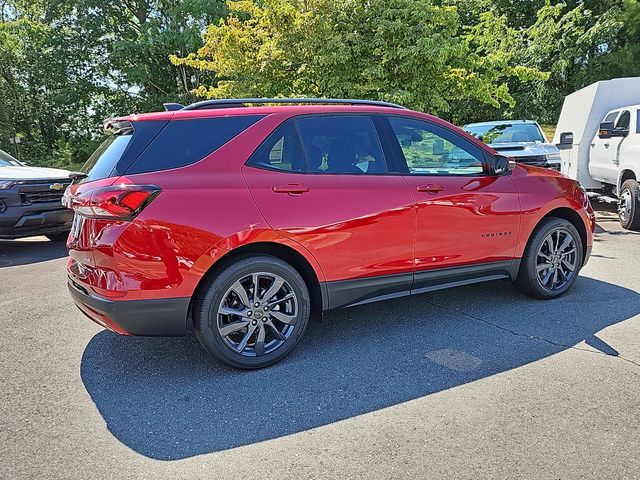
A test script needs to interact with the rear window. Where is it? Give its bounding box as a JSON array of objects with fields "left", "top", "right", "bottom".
[
  {"left": 126, "top": 116, "right": 263, "bottom": 174},
  {"left": 81, "top": 120, "right": 168, "bottom": 183},
  {"left": 81, "top": 134, "right": 133, "bottom": 182}
]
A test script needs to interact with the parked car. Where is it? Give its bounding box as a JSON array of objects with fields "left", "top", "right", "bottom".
[
  {"left": 554, "top": 77, "right": 640, "bottom": 230},
  {"left": 64, "top": 98, "right": 595, "bottom": 369},
  {"left": 464, "top": 120, "right": 561, "bottom": 170},
  {"left": 0, "top": 148, "right": 73, "bottom": 241}
]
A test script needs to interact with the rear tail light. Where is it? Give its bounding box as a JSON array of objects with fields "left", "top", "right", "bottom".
[{"left": 69, "top": 185, "right": 161, "bottom": 220}]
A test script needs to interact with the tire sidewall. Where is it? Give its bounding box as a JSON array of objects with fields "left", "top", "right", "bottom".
[
  {"left": 521, "top": 218, "right": 584, "bottom": 299},
  {"left": 196, "top": 256, "right": 310, "bottom": 369},
  {"left": 619, "top": 179, "right": 640, "bottom": 230}
]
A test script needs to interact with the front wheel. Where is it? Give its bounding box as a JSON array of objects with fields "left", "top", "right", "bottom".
[
  {"left": 618, "top": 179, "right": 640, "bottom": 231},
  {"left": 193, "top": 255, "right": 310, "bottom": 369},
  {"left": 514, "top": 217, "right": 584, "bottom": 299}
]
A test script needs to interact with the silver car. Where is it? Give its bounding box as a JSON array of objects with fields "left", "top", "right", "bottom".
[{"left": 464, "top": 120, "right": 561, "bottom": 170}]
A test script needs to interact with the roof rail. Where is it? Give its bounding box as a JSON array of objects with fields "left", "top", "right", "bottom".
[{"left": 181, "top": 98, "right": 407, "bottom": 111}]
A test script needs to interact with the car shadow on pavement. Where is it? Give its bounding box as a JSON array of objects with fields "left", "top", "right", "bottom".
[
  {"left": 0, "top": 239, "right": 68, "bottom": 268},
  {"left": 80, "top": 277, "right": 640, "bottom": 461}
]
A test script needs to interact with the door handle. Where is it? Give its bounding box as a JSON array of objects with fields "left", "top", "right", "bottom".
[
  {"left": 416, "top": 184, "right": 444, "bottom": 194},
  {"left": 272, "top": 184, "right": 311, "bottom": 195}
]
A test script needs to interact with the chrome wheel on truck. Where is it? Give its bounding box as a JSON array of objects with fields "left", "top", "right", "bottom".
[{"left": 618, "top": 179, "right": 640, "bottom": 231}]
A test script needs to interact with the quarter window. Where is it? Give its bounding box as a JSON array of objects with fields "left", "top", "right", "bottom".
[
  {"left": 127, "top": 116, "right": 263, "bottom": 174},
  {"left": 387, "top": 117, "right": 484, "bottom": 175},
  {"left": 295, "top": 115, "right": 388, "bottom": 174}
]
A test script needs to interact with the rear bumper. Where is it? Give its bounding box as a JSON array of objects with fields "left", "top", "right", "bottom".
[
  {"left": 68, "top": 276, "right": 190, "bottom": 336},
  {"left": 0, "top": 206, "right": 72, "bottom": 239}
]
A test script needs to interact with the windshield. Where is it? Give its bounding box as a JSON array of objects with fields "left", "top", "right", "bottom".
[
  {"left": 465, "top": 123, "right": 544, "bottom": 144},
  {"left": 0, "top": 149, "right": 22, "bottom": 167},
  {"left": 80, "top": 133, "right": 132, "bottom": 182}
]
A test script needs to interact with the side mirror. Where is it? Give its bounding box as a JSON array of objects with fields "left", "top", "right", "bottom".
[
  {"left": 598, "top": 121, "right": 614, "bottom": 139},
  {"left": 557, "top": 132, "right": 573, "bottom": 150},
  {"left": 494, "top": 155, "right": 516, "bottom": 174}
]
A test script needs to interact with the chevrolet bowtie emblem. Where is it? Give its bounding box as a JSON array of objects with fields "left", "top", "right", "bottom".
[{"left": 49, "top": 183, "right": 65, "bottom": 191}]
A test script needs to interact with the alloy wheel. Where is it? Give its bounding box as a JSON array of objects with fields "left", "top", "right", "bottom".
[
  {"left": 217, "top": 272, "right": 298, "bottom": 357},
  {"left": 536, "top": 228, "right": 578, "bottom": 291}
]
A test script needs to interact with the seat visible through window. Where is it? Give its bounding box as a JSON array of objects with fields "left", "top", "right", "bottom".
[{"left": 295, "top": 115, "right": 388, "bottom": 174}]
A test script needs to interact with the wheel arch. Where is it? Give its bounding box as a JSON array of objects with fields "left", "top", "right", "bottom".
[
  {"left": 189, "top": 241, "right": 326, "bottom": 326},
  {"left": 537, "top": 207, "right": 588, "bottom": 262},
  {"left": 618, "top": 169, "right": 637, "bottom": 192}
]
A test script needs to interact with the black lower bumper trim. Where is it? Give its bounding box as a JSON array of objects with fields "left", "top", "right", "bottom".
[
  {"left": 0, "top": 208, "right": 73, "bottom": 239},
  {"left": 68, "top": 277, "right": 190, "bottom": 336}
]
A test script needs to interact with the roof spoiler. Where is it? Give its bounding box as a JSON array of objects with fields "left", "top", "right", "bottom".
[{"left": 163, "top": 103, "right": 184, "bottom": 111}]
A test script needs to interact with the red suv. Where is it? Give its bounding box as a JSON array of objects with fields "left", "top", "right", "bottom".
[{"left": 65, "top": 99, "right": 595, "bottom": 369}]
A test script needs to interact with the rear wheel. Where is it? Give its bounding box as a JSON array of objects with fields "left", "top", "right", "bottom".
[
  {"left": 515, "top": 217, "right": 583, "bottom": 299},
  {"left": 618, "top": 179, "right": 640, "bottom": 231},
  {"left": 193, "top": 255, "right": 310, "bottom": 369}
]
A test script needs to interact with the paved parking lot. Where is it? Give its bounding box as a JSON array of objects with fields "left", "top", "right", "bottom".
[{"left": 1, "top": 206, "right": 639, "bottom": 479}]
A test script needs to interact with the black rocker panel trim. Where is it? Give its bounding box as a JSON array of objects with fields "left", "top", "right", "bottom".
[
  {"left": 325, "top": 272, "right": 413, "bottom": 310},
  {"left": 412, "top": 260, "right": 517, "bottom": 294},
  {"left": 325, "top": 260, "right": 520, "bottom": 309}
]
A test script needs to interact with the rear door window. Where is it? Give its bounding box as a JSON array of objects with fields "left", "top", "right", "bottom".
[
  {"left": 294, "top": 115, "right": 388, "bottom": 174},
  {"left": 127, "top": 116, "right": 263, "bottom": 174}
]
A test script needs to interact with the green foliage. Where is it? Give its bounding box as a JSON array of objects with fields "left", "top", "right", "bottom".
[
  {"left": 0, "top": 0, "right": 226, "bottom": 167},
  {"left": 1, "top": 0, "right": 639, "bottom": 168},
  {"left": 171, "top": 0, "right": 548, "bottom": 122}
]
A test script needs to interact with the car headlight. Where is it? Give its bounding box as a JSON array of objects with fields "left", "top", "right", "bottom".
[
  {"left": 0, "top": 180, "right": 15, "bottom": 190},
  {"left": 545, "top": 152, "right": 561, "bottom": 163}
]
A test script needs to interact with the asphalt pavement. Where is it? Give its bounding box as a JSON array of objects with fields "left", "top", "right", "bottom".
[{"left": 1, "top": 205, "right": 639, "bottom": 479}]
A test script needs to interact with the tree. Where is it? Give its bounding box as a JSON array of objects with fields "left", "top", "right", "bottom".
[
  {"left": 172, "top": 0, "right": 547, "bottom": 123},
  {"left": 0, "top": 0, "right": 226, "bottom": 168}
]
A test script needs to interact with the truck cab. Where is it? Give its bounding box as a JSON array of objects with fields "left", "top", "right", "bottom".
[
  {"left": 589, "top": 107, "right": 639, "bottom": 186},
  {"left": 554, "top": 78, "right": 640, "bottom": 230}
]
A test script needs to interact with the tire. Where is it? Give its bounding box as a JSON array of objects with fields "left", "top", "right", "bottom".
[
  {"left": 514, "top": 217, "right": 584, "bottom": 299},
  {"left": 618, "top": 179, "right": 640, "bottom": 231},
  {"left": 45, "top": 232, "right": 70, "bottom": 242},
  {"left": 193, "top": 255, "right": 311, "bottom": 369}
]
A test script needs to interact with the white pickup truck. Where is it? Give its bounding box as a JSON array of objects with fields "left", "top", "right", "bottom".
[{"left": 554, "top": 77, "right": 640, "bottom": 230}]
